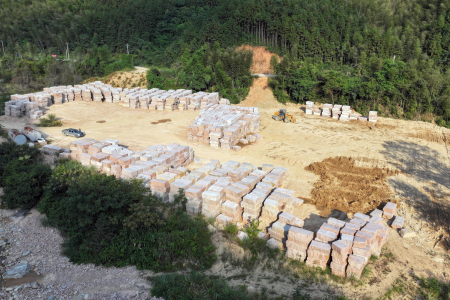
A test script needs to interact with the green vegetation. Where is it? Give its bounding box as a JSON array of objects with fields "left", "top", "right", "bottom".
[
  {"left": 150, "top": 272, "right": 267, "bottom": 300},
  {"left": 38, "top": 113, "right": 63, "bottom": 127},
  {"left": 0, "top": 141, "right": 51, "bottom": 209},
  {"left": 1, "top": 0, "right": 449, "bottom": 122},
  {"left": 419, "top": 277, "right": 450, "bottom": 300},
  {"left": 0, "top": 141, "right": 216, "bottom": 272},
  {"left": 146, "top": 44, "right": 254, "bottom": 103},
  {"left": 38, "top": 160, "right": 216, "bottom": 271}
]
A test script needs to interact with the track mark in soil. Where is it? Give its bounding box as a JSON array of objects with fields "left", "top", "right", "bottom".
[
  {"left": 151, "top": 119, "right": 172, "bottom": 125},
  {"left": 305, "top": 156, "right": 399, "bottom": 213}
]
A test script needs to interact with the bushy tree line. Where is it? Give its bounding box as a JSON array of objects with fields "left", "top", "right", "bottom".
[
  {"left": 0, "top": 142, "right": 216, "bottom": 272},
  {"left": 2, "top": 0, "right": 450, "bottom": 122},
  {"left": 146, "top": 43, "right": 254, "bottom": 103},
  {"left": 269, "top": 56, "right": 450, "bottom": 126}
]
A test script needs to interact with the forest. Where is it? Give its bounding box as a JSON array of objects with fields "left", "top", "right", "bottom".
[{"left": 1, "top": 0, "right": 450, "bottom": 125}]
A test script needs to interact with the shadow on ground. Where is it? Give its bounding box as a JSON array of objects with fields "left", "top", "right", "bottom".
[{"left": 381, "top": 140, "right": 450, "bottom": 249}]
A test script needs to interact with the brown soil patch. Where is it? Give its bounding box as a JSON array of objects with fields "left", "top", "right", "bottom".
[
  {"left": 305, "top": 157, "right": 398, "bottom": 214},
  {"left": 151, "top": 118, "right": 172, "bottom": 125},
  {"left": 408, "top": 130, "right": 446, "bottom": 144},
  {"left": 238, "top": 77, "right": 279, "bottom": 109},
  {"left": 96, "top": 120, "right": 106, "bottom": 123},
  {"left": 84, "top": 70, "right": 147, "bottom": 89},
  {"left": 237, "top": 45, "right": 280, "bottom": 74}
]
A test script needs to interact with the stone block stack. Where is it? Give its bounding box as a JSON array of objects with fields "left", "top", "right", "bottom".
[
  {"left": 369, "top": 111, "right": 378, "bottom": 122},
  {"left": 347, "top": 254, "right": 366, "bottom": 278},
  {"left": 202, "top": 190, "right": 224, "bottom": 218},
  {"left": 321, "top": 103, "right": 332, "bottom": 118},
  {"left": 330, "top": 240, "right": 351, "bottom": 277},
  {"left": 306, "top": 240, "right": 331, "bottom": 270},
  {"left": 267, "top": 221, "right": 291, "bottom": 248},
  {"left": 286, "top": 227, "right": 314, "bottom": 261},
  {"left": 82, "top": 89, "right": 92, "bottom": 101},
  {"left": 383, "top": 202, "right": 397, "bottom": 219},
  {"left": 187, "top": 105, "right": 260, "bottom": 150},
  {"left": 220, "top": 200, "right": 243, "bottom": 223},
  {"left": 305, "top": 101, "right": 314, "bottom": 115},
  {"left": 391, "top": 216, "right": 404, "bottom": 229}
]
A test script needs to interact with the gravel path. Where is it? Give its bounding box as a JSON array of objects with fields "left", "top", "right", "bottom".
[{"left": 0, "top": 207, "right": 164, "bottom": 300}]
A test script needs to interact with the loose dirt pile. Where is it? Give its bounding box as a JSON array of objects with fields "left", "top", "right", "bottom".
[
  {"left": 237, "top": 45, "right": 280, "bottom": 74},
  {"left": 305, "top": 157, "right": 398, "bottom": 214}
]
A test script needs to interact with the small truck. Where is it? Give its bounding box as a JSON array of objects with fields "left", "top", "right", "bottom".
[{"left": 62, "top": 128, "right": 85, "bottom": 138}]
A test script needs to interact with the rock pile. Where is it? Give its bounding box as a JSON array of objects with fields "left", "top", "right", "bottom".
[
  {"left": 187, "top": 105, "right": 261, "bottom": 150},
  {"left": 4, "top": 81, "right": 232, "bottom": 118},
  {"left": 60, "top": 138, "right": 194, "bottom": 188},
  {"left": 281, "top": 202, "right": 402, "bottom": 278},
  {"left": 304, "top": 101, "right": 377, "bottom": 123}
]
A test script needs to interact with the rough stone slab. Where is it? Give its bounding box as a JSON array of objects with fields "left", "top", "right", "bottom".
[
  {"left": 331, "top": 240, "right": 351, "bottom": 256},
  {"left": 383, "top": 202, "right": 397, "bottom": 214},
  {"left": 308, "top": 240, "right": 331, "bottom": 255},
  {"left": 353, "top": 236, "right": 368, "bottom": 249},
  {"left": 354, "top": 212, "right": 370, "bottom": 222},
  {"left": 316, "top": 229, "right": 337, "bottom": 242},
  {"left": 370, "top": 209, "right": 383, "bottom": 218},
  {"left": 348, "top": 254, "right": 366, "bottom": 267},
  {"left": 266, "top": 238, "right": 283, "bottom": 249},
  {"left": 344, "top": 222, "right": 361, "bottom": 230},
  {"left": 340, "top": 227, "right": 356, "bottom": 236},
  {"left": 327, "top": 217, "right": 346, "bottom": 228},
  {"left": 399, "top": 228, "right": 416, "bottom": 238},
  {"left": 350, "top": 218, "right": 366, "bottom": 227},
  {"left": 288, "top": 227, "right": 314, "bottom": 242},
  {"left": 391, "top": 216, "right": 405, "bottom": 229},
  {"left": 340, "top": 234, "right": 354, "bottom": 247},
  {"left": 320, "top": 223, "right": 340, "bottom": 235}
]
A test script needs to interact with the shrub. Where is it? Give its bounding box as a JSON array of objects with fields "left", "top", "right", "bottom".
[
  {"left": 150, "top": 272, "right": 265, "bottom": 300},
  {"left": 224, "top": 223, "right": 239, "bottom": 236},
  {"left": 0, "top": 141, "right": 50, "bottom": 209},
  {"left": 2, "top": 162, "right": 51, "bottom": 209},
  {"left": 39, "top": 160, "right": 216, "bottom": 272},
  {"left": 39, "top": 113, "right": 63, "bottom": 127},
  {"left": 0, "top": 141, "right": 42, "bottom": 181}
]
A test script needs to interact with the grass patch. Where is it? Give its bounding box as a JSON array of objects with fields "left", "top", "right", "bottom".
[
  {"left": 38, "top": 113, "right": 63, "bottom": 127},
  {"left": 380, "top": 278, "right": 405, "bottom": 299},
  {"left": 419, "top": 277, "right": 450, "bottom": 300},
  {"left": 149, "top": 272, "right": 273, "bottom": 300}
]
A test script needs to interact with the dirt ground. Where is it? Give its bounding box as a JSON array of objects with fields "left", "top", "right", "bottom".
[
  {"left": 1, "top": 75, "right": 450, "bottom": 298},
  {"left": 237, "top": 45, "right": 281, "bottom": 74},
  {"left": 306, "top": 157, "right": 398, "bottom": 214}
]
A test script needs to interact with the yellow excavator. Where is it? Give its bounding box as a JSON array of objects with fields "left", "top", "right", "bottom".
[{"left": 272, "top": 109, "right": 296, "bottom": 123}]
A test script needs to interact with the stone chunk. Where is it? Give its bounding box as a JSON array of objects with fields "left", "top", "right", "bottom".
[
  {"left": 288, "top": 227, "right": 314, "bottom": 242},
  {"left": 316, "top": 229, "right": 337, "bottom": 243},
  {"left": 350, "top": 218, "right": 366, "bottom": 227},
  {"left": 353, "top": 212, "right": 370, "bottom": 222},
  {"left": 3, "top": 263, "right": 30, "bottom": 279},
  {"left": 391, "top": 216, "right": 405, "bottom": 229},
  {"left": 383, "top": 202, "right": 397, "bottom": 215},
  {"left": 332, "top": 240, "right": 351, "bottom": 256},
  {"left": 370, "top": 209, "right": 383, "bottom": 218},
  {"left": 327, "top": 217, "right": 345, "bottom": 228},
  {"left": 340, "top": 234, "right": 354, "bottom": 247},
  {"left": 309, "top": 240, "right": 331, "bottom": 255},
  {"left": 399, "top": 228, "right": 416, "bottom": 238},
  {"left": 237, "top": 231, "right": 249, "bottom": 241},
  {"left": 320, "top": 223, "right": 340, "bottom": 235},
  {"left": 266, "top": 238, "right": 283, "bottom": 249}
]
